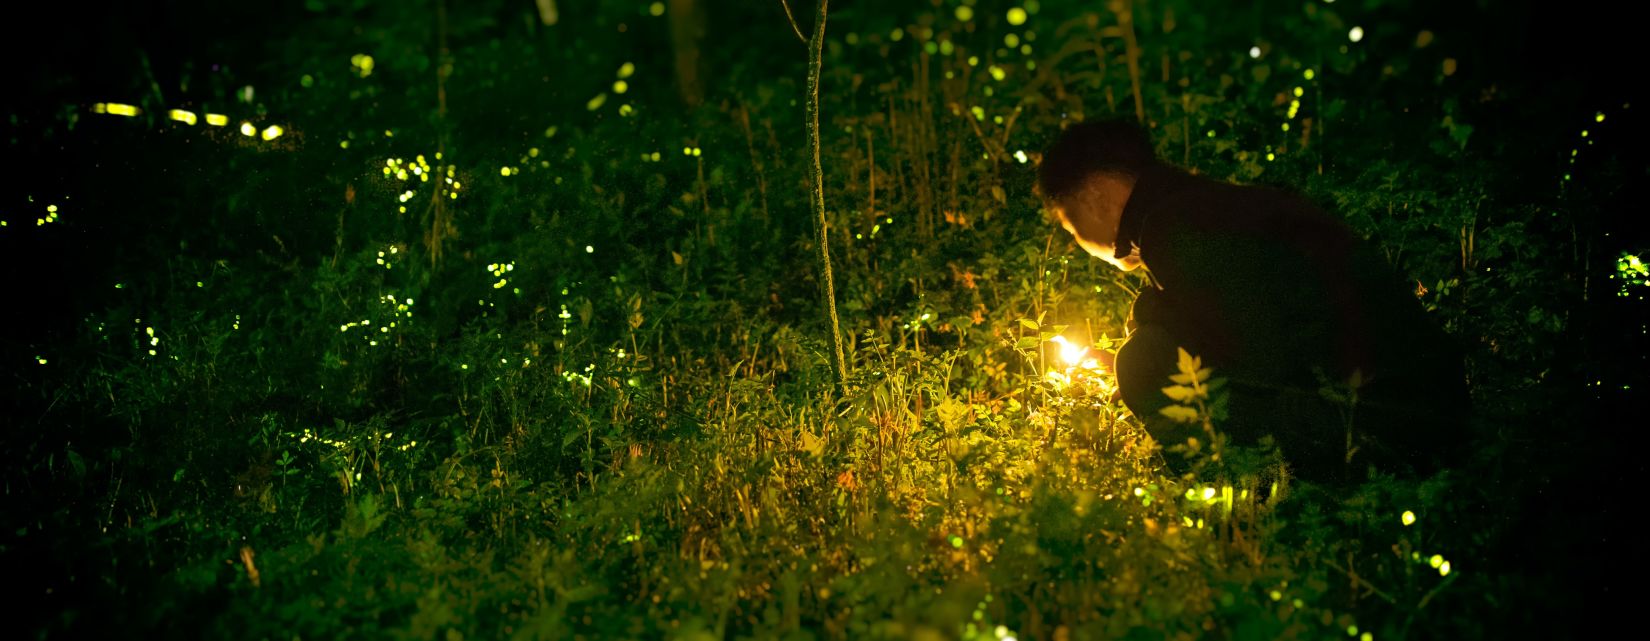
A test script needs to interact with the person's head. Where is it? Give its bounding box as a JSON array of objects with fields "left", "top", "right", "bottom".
[{"left": 1038, "top": 119, "right": 1156, "bottom": 271}]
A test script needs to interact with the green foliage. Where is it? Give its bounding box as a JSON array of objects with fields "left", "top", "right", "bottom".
[{"left": 2, "top": 0, "right": 1614, "bottom": 639}]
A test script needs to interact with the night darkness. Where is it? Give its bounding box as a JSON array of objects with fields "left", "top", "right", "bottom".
[{"left": 3, "top": 1, "right": 1646, "bottom": 638}]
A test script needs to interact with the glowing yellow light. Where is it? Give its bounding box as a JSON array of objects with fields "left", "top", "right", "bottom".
[
  {"left": 971, "top": 106, "right": 985, "bottom": 121},
  {"left": 92, "top": 103, "right": 106, "bottom": 113},
  {"left": 47, "top": 205, "right": 57, "bottom": 213},
  {"left": 989, "top": 66, "right": 1006, "bottom": 81},
  {"left": 1049, "top": 336, "right": 1086, "bottom": 366},
  {"left": 1014, "top": 150, "right": 1028, "bottom": 164},
  {"left": 103, "top": 103, "right": 140, "bottom": 117},
  {"left": 1439, "top": 561, "right": 1451, "bottom": 576},
  {"left": 587, "top": 93, "right": 607, "bottom": 111},
  {"left": 261, "top": 125, "right": 284, "bottom": 141},
  {"left": 36, "top": 356, "right": 47, "bottom": 365},
  {"left": 500, "top": 167, "right": 512, "bottom": 177},
  {"left": 955, "top": 6, "right": 973, "bottom": 21},
  {"left": 619, "top": 104, "right": 634, "bottom": 116},
  {"left": 1402, "top": 510, "right": 1416, "bottom": 526},
  {"left": 239, "top": 122, "right": 256, "bottom": 137},
  {"left": 585, "top": 245, "right": 594, "bottom": 253},
  {"left": 1429, "top": 554, "right": 1444, "bottom": 568},
  {"left": 1348, "top": 626, "right": 1359, "bottom": 637},
  {"left": 168, "top": 109, "right": 198, "bottom": 125},
  {"left": 1349, "top": 26, "right": 1365, "bottom": 43},
  {"left": 1304, "top": 69, "right": 1316, "bottom": 80},
  {"left": 649, "top": 2, "right": 665, "bottom": 17},
  {"left": 1361, "top": 634, "right": 1373, "bottom": 641},
  {"left": 1597, "top": 112, "right": 1606, "bottom": 122},
  {"left": 1293, "top": 86, "right": 1304, "bottom": 97},
  {"left": 1005, "top": 34, "right": 1020, "bottom": 48},
  {"left": 1007, "top": 7, "right": 1028, "bottom": 25},
  {"left": 1269, "top": 590, "right": 1282, "bottom": 601},
  {"left": 1266, "top": 153, "right": 1276, "bottom": 161},
  {"left": 618, "top": 62, "right": 635, "bottom": 79},
  {"left": 613, "top": 80, "right": 628, "bottom": 94},
  {"left": 196, "top": 113, "right": 225, "bottom": 127},
  {"left": 1249, "top": 46, "right": 1261, "bottom": 59}
]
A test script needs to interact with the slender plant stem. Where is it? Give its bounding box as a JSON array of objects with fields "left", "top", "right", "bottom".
[{"left": 804, "top": 0, "right": 849, "bottom": 387}]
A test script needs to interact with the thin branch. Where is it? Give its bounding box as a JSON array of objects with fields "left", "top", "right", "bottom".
[
  {"left": 779, "top": 0, "right": 807, "bottom": 44},
  {"left": 1323, "top": 559, "right": 1400, "bottom": 605}
]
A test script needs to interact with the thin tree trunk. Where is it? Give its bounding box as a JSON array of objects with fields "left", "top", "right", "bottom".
[
  {"left": 804, "top": 0, "right": 849, "bottom": 386},
  {"left": 1117, "top": 0, "right": 1147, "bottom": 124}
]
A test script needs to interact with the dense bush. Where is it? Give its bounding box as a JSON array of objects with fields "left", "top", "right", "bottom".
[{"left": 3, "top": 1, "right": 1641, "bottom": 639}]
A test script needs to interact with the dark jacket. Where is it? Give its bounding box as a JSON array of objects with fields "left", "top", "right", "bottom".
[{"left": 1115, "top": 163, "right": 1467, "bottom": 477}]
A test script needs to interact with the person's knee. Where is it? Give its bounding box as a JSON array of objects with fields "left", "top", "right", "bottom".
[{"left": 1115, "top": 324, "right": 1180, "bottom": 417}]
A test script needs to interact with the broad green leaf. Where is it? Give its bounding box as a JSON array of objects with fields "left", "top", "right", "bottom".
[
  {"left": 1162, "top": 385, "right": 1198, "bottom": 402},
  {"left": 798, "top": 429, "right": 824, "bottom": 456},
  {"left": 1175, "top": 348, "right": 1201, "bottom": 375},
  {"left": 1160, "top": 405, "right": 1202, "bottom": 423},
  {"left": 1169, "top": 368, "right": 1214, "bottom": 385}
]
